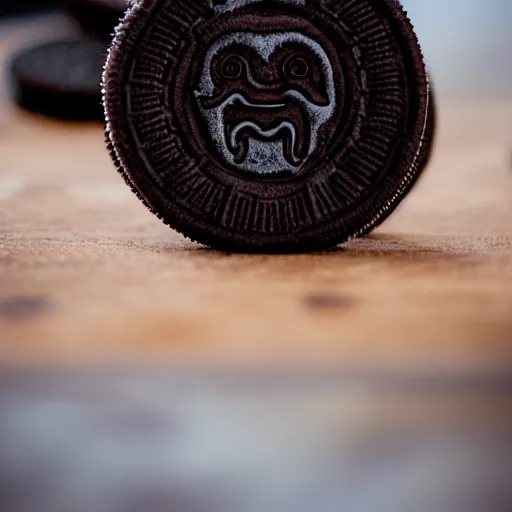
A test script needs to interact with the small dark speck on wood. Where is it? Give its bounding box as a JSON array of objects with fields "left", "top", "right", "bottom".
[
  {"left": 0, "top": 296, "right": 52, "bottom": 320},
  {"left": 303, "top": 293, "right": 356, "bottom": 310}
]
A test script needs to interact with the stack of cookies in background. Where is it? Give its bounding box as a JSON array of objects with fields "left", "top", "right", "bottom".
[{"left": 5, "top": 0, "right": 127, "bottom": 120}]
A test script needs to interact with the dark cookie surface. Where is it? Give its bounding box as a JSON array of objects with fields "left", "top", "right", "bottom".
[
  {"left": 11, "top": 40, "right": 109, "bottom": 120},
  {"left": 104, "top": 0, "right": 434, "bottom": 252}
]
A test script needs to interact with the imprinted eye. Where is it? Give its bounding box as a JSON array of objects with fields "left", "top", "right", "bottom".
[
  {"left": 221, "top": 56, "right": 243, "bottom": 79},
  {"left": 285, "top": 56, "right": 309, "bottom": 79}
]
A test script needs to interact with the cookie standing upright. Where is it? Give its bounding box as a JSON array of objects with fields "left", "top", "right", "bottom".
[{"left": 104, "top": 0, "right": 435, "bottom": 252}]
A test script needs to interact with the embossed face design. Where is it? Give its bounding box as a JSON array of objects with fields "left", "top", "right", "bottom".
[{"left": 195, "top": 32, "right": 336, "bottom": 174}]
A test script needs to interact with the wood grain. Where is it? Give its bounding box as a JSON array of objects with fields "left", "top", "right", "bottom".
[{"left": 0, "top": 18, "right": 511, "bottom": 370}]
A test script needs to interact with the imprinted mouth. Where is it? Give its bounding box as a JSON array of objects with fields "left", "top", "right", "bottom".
[
  {"left": 229, "top": 121, "right": 301, "bottom": 165},
  {"left": 201, "top": 94, "right": 311, "bottom": 167}
]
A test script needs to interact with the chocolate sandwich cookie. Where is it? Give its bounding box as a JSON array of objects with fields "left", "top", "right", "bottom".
[
  {"left": 62, "top": 0, "right": 127, "bottom": 40},
  {"left": 10, "top": 40, "right": 109, "bottom": 121},
  {"left": 104, "top": 0, "right": 435, "bottom": 253}
]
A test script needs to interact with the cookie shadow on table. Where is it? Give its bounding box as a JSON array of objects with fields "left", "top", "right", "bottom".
[{"left": 156, "top": 232, "right": 477, "bottom": 266}]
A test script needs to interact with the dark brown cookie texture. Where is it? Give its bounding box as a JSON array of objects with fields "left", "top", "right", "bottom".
[
  {"left": 62, "top": 0, "right": 127, "bottom": 40},
  {"left": 11, "top": 40, "right": 109, "bottom": 121},
  {"left": 104, "top": 0, "right": 435, "bottom": 253}
]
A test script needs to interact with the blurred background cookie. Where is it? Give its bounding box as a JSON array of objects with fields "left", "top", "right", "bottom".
[
  {"left": 61, "top": 0, "right": 127, "bottom": 40},
  {"left": 0, "top": 1, "right": 59, "bottom": 18},
  {"left": 10, "top": 40, "right": 109, "bottom": 120}
]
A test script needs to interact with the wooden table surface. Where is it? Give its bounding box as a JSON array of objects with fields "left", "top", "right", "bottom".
[{"left": 0, "top": 16, "right": 511, "bottom": 372}]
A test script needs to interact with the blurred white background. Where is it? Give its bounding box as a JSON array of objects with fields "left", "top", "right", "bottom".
[{"left": 405, "top": 0, "right": 512, "bottom": 96}]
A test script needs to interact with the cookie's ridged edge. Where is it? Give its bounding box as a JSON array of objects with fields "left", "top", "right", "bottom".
[
  {"left": 355, "top": 72, "right": 436, "bottom": 237},
  {"left": 103, "top": 0, "right": 164, "bottom": 224},
  {"left": 344, "top": 0, "right": 433, "bottom": 242}
]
